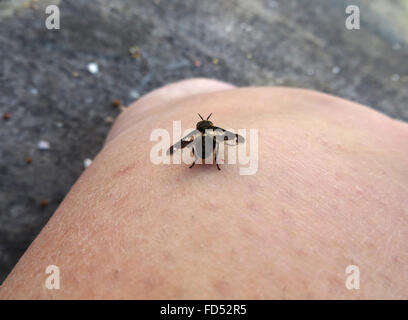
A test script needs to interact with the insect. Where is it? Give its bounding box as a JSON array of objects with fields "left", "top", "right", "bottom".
[{"left": 167, "top": 113, "right": 245, "bottom": 170}]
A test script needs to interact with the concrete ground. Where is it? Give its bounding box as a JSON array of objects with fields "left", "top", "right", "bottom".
[{"left": 0, "top": 0, "right": 408, "bottom": 284}]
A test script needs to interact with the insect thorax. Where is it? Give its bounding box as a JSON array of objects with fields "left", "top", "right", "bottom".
[{"left": 196, "top": 120, "right": 213, "bottom": 131}]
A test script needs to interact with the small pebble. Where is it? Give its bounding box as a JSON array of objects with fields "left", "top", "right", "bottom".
[
  {"left": 25, "top": 157, "right": 32, "bottom": 164},
  {"left": 56, "top": 122, "right": 63, "bottom": 128},
  {"left": 83, "top": 158, "right": 92, "bottom": 168},
  {"left": 37, "top": 140, "right": 50, "bottom": 150},
  {"left": 129, "top": 46, "right": 141, "bottom": 59},
  {"left": 391, "top": 74, "right": 400, "bottom": 82},
  {"left": 40, "top": 200, "right": 49, "bottom": 208},
  {"left": 87, "top": 62, "right": 99, "bottom": 74},
  {"left": 112, "top": 99, "right": 121, "bottom": 108},
  {"left": 212, "top": 57, "right": 219, "bottom": 65},
  {"left": 105, "top": 116, "right": 115, "bottom": 123},
  {"left": 2, "top": 112, "right": 11, "bottom": 120},
  {"left": 30, "top": 88, "right": 38, "bottom": 95},
  {"left": 129, "top": 89, "right": 140, "bottom": 99},
  {"left": 332, "top": 66, "right": 341, "bottom": 74}
]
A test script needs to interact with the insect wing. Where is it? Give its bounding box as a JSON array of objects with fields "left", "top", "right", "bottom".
[
  {"left": 210, "top": 126, "right": 245, "bottom": 146},
  {"left": 167, "top": 129, "right": 201, "bottom": 155}
]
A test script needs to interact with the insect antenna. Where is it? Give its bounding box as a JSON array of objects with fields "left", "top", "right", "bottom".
[
  {"left": 206, "top": 113, "right": 212, "bottom": 120},
  {"left": 198, "top": 113, "right": 204, "bottom": 120}
]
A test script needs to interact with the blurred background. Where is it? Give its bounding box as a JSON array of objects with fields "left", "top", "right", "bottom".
[{"left": 1, "top": 0, "right": 408, "bottom": 284}]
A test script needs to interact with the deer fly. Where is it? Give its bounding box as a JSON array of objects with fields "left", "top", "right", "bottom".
[{"left": 166, "top": 113, "right": 245, "bottom": 170}]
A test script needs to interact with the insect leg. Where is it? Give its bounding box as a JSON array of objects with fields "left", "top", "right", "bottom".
[
  {"left": 189, "top": 147, "right": 196, "bottom": 168},
  {"left": 214, "top": 143, "right": 221, "bottom": 171}
]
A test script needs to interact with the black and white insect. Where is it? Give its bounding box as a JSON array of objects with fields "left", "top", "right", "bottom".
[{"left": 167, "top": 113, "right": 245, "bottom": 170}]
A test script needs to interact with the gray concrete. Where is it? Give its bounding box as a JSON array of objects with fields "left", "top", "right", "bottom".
[{"left": 1, "top": 0, "right": 408, "bottom": 284}]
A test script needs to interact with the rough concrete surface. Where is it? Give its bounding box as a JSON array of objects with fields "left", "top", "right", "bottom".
[{"left": 1, "top": 0, "right": 408, "bottom": 284}]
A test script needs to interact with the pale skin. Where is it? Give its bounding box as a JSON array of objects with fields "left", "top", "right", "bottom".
[{"left": 0, "top": 78, "right": 407, "bottom": 299}]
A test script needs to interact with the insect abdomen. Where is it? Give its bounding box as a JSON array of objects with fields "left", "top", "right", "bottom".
[{"left": 195, "top": 136, "right": 215, "bottom": 159}]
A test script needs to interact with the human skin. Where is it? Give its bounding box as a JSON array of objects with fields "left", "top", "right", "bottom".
[{"left": 0, "top": 78, "right": 407, "bottom": 299}]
